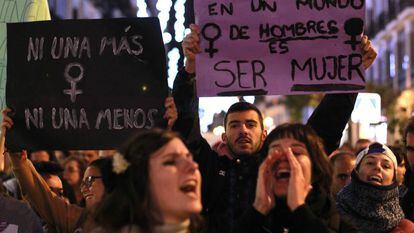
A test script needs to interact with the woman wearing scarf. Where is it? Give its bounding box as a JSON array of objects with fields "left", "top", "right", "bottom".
[{"left": 336, "top": 142, "right": 414, "bottom": 233}]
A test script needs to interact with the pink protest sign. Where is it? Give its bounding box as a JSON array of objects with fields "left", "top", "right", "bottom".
[{"left": 195, "top": 0, "right": 365, "bottom": 96}]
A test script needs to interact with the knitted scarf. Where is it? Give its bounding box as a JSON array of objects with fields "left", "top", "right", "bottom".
[{"left": 336, "top": 171, "right": 404, "bottom": 233}]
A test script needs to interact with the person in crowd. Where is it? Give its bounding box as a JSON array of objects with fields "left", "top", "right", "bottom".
[
  {"left": 97, "top": 150, "right": 116, "bottom": 158},
  {"left": 0, "top": 184, "right": 44, "bottom": 233},
  {"left": 0, "top": 151, "right": 48, "bottom": 199},
  {"left": 63, "top": 155, "right": 87, "bottom": 205},
  {"left": 33, "top": 161, "right": 69, "bottom": 232},
  {"left": 388, "top": 146, "right": 407, "bottom": 187},
  {"left": 401, "top": 116, "right": 414, "bottom": 220},
  {"left": 92, "top": 129, "right": 202, "bottom": 233},
  {"left": 2, "top": 107, "right": 115, "bottom": 232},
  {"left": 337, "top": 142, "right": 414, "bottom": 233},
  {"left": 242, "top": 123, "right": 354, "bottom": 233},
  {"left": 30, "top": 150, "right": 56, "bottom": 163},
  {"left": 2, "top": 95, "right": 178, "bottom": 233},
  {"left": 33, "top": 161, "right": 66, "bottom": 201},
  {"left": 329, "top": 151, "right": 356, "bottom": 198},
  {"left": 53, "top": 150, "right": 70, "bottom": 165},
  {"left": 337, "top": 142, "right": 354, "bottom": 154},
  {"left": 77, "top": 151, "right": 100, "bottom": 165},
  {"left": 2, "top": 171, "right": 23, "bottom": 200},
  {"left": 172, "top": 23, "right": 377, "bottom": 233},
  {"left": 354, "top": 138, "right": 371, "bottom": 155},
  {"left": 9, "top": 151, "right": 115, "bottom": 233},
  {"left": 2, "top": 152, "right": 54, "bottom": 201}
]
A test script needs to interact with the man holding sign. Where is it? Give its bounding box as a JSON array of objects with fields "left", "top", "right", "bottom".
[{"left": 173, "top": 14, "right": 376, "bottom": 233}]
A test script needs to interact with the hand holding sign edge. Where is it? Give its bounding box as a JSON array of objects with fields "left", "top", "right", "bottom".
[
  {"left": 183, "top": 24, "right": 201, "bottom": 74},
  {"left": 361, "top": 35, "right": 377, "bottom": 70}
]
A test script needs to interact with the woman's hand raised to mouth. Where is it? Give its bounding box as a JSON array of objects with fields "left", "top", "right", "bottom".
[
  {"left": 253, "top": 151, "right": 280, "bottom": 215},
  {"left": 286, "top": 147, "right": 312, "bottom": 212}
]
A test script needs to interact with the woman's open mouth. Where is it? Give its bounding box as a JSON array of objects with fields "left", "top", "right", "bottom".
[{"left": 275, "top": 169, "right": 291, "bottom": 180}]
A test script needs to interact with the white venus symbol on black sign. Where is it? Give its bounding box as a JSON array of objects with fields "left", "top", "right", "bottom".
[{"left": 63, "top": 62, "right": 84, "bottom": 103}]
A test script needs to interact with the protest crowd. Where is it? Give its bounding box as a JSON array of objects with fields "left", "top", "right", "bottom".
[{"left": 2, "top": 2, "right": 414, "bottom": 233}]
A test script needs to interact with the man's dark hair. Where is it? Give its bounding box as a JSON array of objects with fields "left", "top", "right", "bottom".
[
  {"left": 224, "top": 102, "right": 264, "bottom": 130},
  {"left": 329, "top": 151, "right": 356, "bottom": 166},
  {"left": 404, "top": 116, "right": 414, "bottom": 147},
  {"left": 356, "top": 138, "right": 371, "bottom": 145},
  {"left": 388, "top": 145, "right": 405, "bottom": 166},
  {"left": 355, "top": 138, "right": 371, "bottom": 155},
  {"left": 28, "top": 150, "right": 58, "bottom": 163},
  {"left": 33, "top": 161, "right": 63, "bottom": 176}
]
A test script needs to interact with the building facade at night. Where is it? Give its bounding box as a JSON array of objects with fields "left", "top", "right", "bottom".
[
  {"left": 360, "top": 0, "right": 414, "bottom": 144},
  {"left": 366, "top": 0, "right": 414, "bottom": 91}
]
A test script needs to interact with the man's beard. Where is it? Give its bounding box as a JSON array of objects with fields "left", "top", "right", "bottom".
[{"left": 227, "top": 140, "right": 261, "bottom": 158}]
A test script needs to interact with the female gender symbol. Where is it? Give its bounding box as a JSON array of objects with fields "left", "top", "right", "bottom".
[
  {"left": 344, "top": 18, "right": 364, "bottom": 51},
  {"left": 63, "top": 62, "right": 84, "bottom": 103},
  {"left": 201, "top": 23, "right": 222, "bottom": 58}
]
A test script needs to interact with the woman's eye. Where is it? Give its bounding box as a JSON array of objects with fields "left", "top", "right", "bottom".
[
  {"left": 292, "top": 150, "right": 302, "bottom": 156},
  {"left": 163, "top": 159, "right": 176, "bottom": 166},
  {"left": 268, "top": 147, "right": 277, "bottom": 154}
]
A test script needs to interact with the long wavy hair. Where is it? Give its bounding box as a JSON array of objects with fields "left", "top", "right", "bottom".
[
  {"left": 93, "top": 129, "right": 201, "bottom": 233},
  {"left": 262, "top": 123, "right": 333, "bottom": 194}
]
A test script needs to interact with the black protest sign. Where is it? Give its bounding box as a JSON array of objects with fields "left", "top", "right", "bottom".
[{"left": 6, "top": 18, "right": 168, "bottom": 151}]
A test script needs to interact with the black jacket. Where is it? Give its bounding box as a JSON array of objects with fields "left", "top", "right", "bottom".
[
  {"left": 400, "top": 171, "right": 414, "bottom": 221},
  {"left": 235, "top": 185, "right": 358, "bottom": 233},
  {"left": 172, "top": 69, "right": 357, "bottom": 233}
]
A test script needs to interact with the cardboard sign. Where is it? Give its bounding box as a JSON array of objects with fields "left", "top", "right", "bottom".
[
  {"left": 6, "top": 18, "right": 168, "bottom": 151},
  {"left": 195, "top": 0, "right": 365, "bottom": 96}
]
